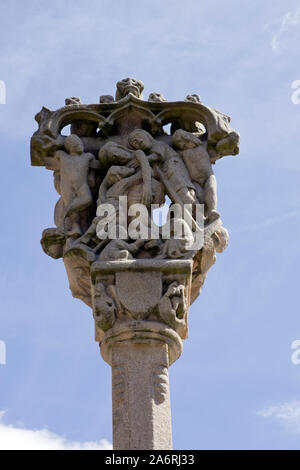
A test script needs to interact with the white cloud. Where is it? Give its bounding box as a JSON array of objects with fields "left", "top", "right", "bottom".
[
  {"left": 271, "top": 7, "right": 300, "bottom": 50},
  {"left": 258, "top": 401, "right": 300, "bottom": 434},
  {"left": 0, "top": 411, "right": 112, "bottom": 450}
]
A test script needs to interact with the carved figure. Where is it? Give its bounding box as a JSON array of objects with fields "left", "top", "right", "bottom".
[
  {"left": 172, "top": 129, "right": 219, "bottom": 222},
  {"left": 148, "top": 93, "right": 167, "bottom": 103},
  {"left": 99, "top": 95, "right": 114, "bottom": 104},
  {"left": 127, "top": 129, "right": 197, "bottom": 207},
  {"left": 65, "top": 96, "right": 82, "bottom": 105},
  {"left": 93, "top": 282, "right": 116, "bottom": 331},
  {"left": 185, "top": 94, "right": 202, "bottom": 103},
  {"left": 53, "top": 135, "right": 98, "bottom": 237},
  {"left": 115, "top": 77, "right": 144, "bottom": 100},
  {"left": 157, "top": 282, "right": 187, "bottom": 331}
]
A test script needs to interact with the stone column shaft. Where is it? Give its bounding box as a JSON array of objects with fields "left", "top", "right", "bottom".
[{"left": 112, "top": 343, "right": 172, "bottom": 450}]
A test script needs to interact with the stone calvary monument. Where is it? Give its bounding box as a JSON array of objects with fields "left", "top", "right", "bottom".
[{"left": 30, "top": 78, "right": 239, "bottom": 450}]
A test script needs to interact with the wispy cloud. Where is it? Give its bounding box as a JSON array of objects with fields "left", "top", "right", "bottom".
[
  {"left": 271, "top": 7, "right": 300, "bottom": 50},
  {"left": 232, "top": 210, "right": 300, "bottom": 234},
  {"left": 258, "top": 401, "right": 300, "bottom": 434},
  {"left": 0, "top": 1, "right": 249, "bottom": 139},
  {"left": 0, "top": 411, "right": 111, "bottom": 450}
]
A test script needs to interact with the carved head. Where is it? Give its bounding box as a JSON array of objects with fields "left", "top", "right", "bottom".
[
  {"left": 172, "top": 129, "right": 200, "bottom": 150},
  {"left": 128, "top": 129, "right": 154, "bottom": 151},
  {"left": 115, "top": 77, "right": 144, "bottom": 101},
  {"left": 148, "top": 92, "right": 166, "bottom": 103},
  {"left": 212, "top": 227, "right": 229, "bottom": 253},
  {"left": 65, "top": 96, "right": 82, "bottom": 105},
  {"left": 215, "top": 131, "right": 240, "bottom": 157},
  {"left": 99, "top": 94, "right": 114, "bottom": 104},
  {"left": 64, "top": 134, "right": 84, "bottom": 155},
  {"left": 93, "top": 282, "right": 116, "bottom": 331},
  {"left": 185, "top": 94, "right": 202, "bottom": 104}
]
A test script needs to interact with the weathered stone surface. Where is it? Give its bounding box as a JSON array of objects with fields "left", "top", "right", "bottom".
[
  {"left": 31, "top": 78, "right": 239, "bottom": 450},
  {"left": 112, "top": 343, "right": 172, "bottom": 450},
  {"left": 91, "top": 259, "right": 191, "bottom": 343}
]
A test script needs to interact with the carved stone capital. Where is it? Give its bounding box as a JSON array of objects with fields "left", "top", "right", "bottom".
[
  {"left": 91, "top": 259, "right": 191, "bottom": 363},
  {"left": 100, "top": 320, "right": 183, "bottom": 367}
]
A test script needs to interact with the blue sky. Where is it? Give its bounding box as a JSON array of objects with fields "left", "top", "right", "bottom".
[{"left": 0, "top": 0, "right": 300, "bottom": 450}]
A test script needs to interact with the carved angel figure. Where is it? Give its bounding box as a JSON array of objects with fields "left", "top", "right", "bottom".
[
  {"left": 172, "top": 129, "right": 219, "bottom": 222},
  {"left": 51, "top": 134, "right": 99, "bottom": 237}
]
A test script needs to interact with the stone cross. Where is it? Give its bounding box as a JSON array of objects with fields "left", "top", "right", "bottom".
[{"left": 30, "top": 78, "right": 239, "bottom": 450}]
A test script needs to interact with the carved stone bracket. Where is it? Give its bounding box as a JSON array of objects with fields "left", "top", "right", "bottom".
[{"left": 91, "top": 259, "right": 191, "bottom": 364}]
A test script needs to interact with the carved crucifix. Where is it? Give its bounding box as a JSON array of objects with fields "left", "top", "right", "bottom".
[{"left": 31, "top": 77, "right": 239, "bottom": 450}]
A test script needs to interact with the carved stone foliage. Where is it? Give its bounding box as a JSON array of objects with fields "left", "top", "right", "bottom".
[
  {"left": 153, "top": 364, "right": 169, "bottom": 404},
  {"left": 112, "top": 363, "right": 127, "bottom": 405},
  {"left": 31, "top": 78, "right": 238, "bottom": 338}
]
